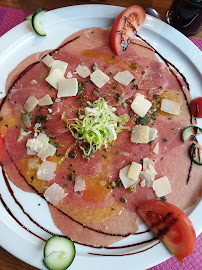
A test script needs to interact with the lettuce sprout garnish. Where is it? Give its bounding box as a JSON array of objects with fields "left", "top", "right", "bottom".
[{"left": 61, "top": 97, "right": 129, "bottom": 156}]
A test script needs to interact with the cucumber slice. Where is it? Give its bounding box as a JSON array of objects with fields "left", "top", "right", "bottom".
[
  {"left": 43, "top": 236, "right": 75, "bottom": 270},
  {"left": 189, "top": 143, "right": 202, "bottom": 165},
  {"left": 31, "top": 8, "right": 47, "bottom": 36},
  {"left": 24, "top": 14, "right": 33, "bottom": 20},
  {"left": 182, "top": 126, "right": 202, "bottom": 142}
]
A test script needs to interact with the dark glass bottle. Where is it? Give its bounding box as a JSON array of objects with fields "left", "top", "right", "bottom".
[{"left": 166, "top": 0, "right": 202, "bottom": 36}]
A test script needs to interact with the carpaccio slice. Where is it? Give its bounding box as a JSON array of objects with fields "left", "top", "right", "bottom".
[{"left": 0, "top": 28, "right": 202, "bottom": 246}]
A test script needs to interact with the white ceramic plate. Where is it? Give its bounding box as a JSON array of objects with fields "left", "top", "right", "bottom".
[{"left": 0, "top": 5, "right": 201, "bottom": 270}]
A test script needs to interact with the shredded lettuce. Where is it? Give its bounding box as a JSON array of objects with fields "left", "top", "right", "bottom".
[{"left": 61, "top": 97, "right": 129, "bottom": 156}]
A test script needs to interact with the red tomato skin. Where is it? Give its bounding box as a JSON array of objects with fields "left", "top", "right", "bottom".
[
  {"left": 110, "top": 5, "right": 146, "bottom": 55},
  {"left": 190, "top": 97, "right": 202, "bottom": 118},
  {"left": 137, "top": 200, "right": 196, "bottom": 263}
]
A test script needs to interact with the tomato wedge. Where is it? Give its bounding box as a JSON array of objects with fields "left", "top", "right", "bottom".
[
  {"left": 137, "top": 200, "right": 196, "bottom": 263},
  {"left": 190, "top": 97, "right": 202, "bottom": 118},
  {"left": 109, "top": 5, "right": 146, "bottom": 55}
]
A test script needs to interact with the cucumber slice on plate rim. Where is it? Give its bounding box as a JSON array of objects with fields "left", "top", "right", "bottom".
[
  {"left": 31, "top": 7, "right": 47, "bottom": 36},
  {"left": 43, "top": 235, "right": 76, "bottom": 270},
  {"left": 182, "top": 126, "right": 202, "bottom": 142}
]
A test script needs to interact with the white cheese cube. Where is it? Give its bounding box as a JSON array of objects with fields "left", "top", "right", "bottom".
[
  {"left": 38, "top": 94, "right": 53, "bottom": 106},
  {"left": 17, "top": 127, "right": 31, "bottom": 142},
  {"left": 41, "top": 54, "right": 54, "bottom": 68},
  {"left": 76, "top": 65, "right": 91, "bottom": 78},
  {"left": 90, "top": 70, "right": 109, "bottom": 88},
  {"left": 38, "top": 143, "right": 56, "bottom": 161},
  {"left": 26, "top": 133, "right": 49, "bottom": 153},
  {"left": 50, "top": 60, "right": 68, "bottom": 75},
  {"left": 24, "top": 96, "right": 38, "bottom": 112},
  {"left": 153, "top": 142, "right": 159, "bottom": 154},
  {"left": 114, "top": 70, "right": 134, "bottom": 86},
  {"left": 45, "top": 68, "right": 64, "bottom": 89},
  {"left": 66, "top": 71, "right": 73, "bottom": 78},
  {"left": 37, "top": 161, "right": 57, "bottom": 181},
  {"left": 131, "top": 93, "right": 152, "bottom": 117},
  {"left": 140, "top": 180, "right": 146, "bottom": 187},
  {"left": 131, "top": 125, "right": 149, "bottom": 143},
  {"left": 28, "top": 158, "right": 38, "bottom": 170},
  {"left": 74, "top": 176, "right": 86, "bottom": 192},
  {"left": 148, "top": 127, "right": 158, "bottom": 142},
  {"left": 57, "top": 78, "right": 78, "bottom": 98},
  {"left": 160, "top": 99, "right": 181, "bottom": 115},
  {"left": 27, "top": 147, "right": 37, "bottom": 155},
  {"left": 119, "top": 165, "right": 138, "bottom": 189},
  {"left": 127, "top": 162, "right": 142, "bottom": 181},
  {"left": 152, "top": 176, "right": 172, "bottom": 197},
  {"left": 44, "top": 183, "right": 68, "bottom": 206},
  {"left": 139, "top": 171, "right": 155, "bottom": 187}
]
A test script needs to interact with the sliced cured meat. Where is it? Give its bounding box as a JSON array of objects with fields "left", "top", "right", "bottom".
[{"left": 0, "top": 27, "right": 201, "bottom": 246}]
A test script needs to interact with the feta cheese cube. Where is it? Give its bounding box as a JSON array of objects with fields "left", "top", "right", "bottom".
[
  {"left": 127, "top": 162, "right": 142, "bottom": 181},
  {"left": 114, "top": 70, "right": 134, "bottom": 86},
  {"left": 131, "top": 93, "right": 152, "bottom": 117},
  {"left": 90, "top": 70, "right": 109, "bottom": 88},
  {"left": 45, "top": 68, "right": 64, "bottom": 89},
  {"left": 38, "top": 94, "right": 53, "bottom": 106},
  {"left": 140, "top": 180, "right": 146, "bottom": 187},
  {"left": 119, "top": 165, "right": 138, "bottom": 189},
  {"left": 44, "top": 183, "right": 68, "bottom": 206},
  {"left": 37, "top": 160, "right": 57, "bottom": 181},
  {"left": 160, "top": 99, "right": 181, "bottom": 115},
  {"left": 24, "top": 96, "right": 38, "bottom": 112},
  {"left": 66, "top": 71, "right": 73, "bottom": 78},
  {"left": 131, "top": 125, "right": 149, "bottom": 143},
  {"left": 153, "top": 142, "right": 159, "bottom": 154},
  {"left": 76, "top": 65, "right": 91, "bottom": 78},
  {"left": 152, "top": 176, "right": 172, "bottom": 197},
  {"left": 38, "top": 143, "right": 56, "bottom": 161},
  {"left": 41, "top": 54, "right": 54, "bottom": 68},
  {"left": 50, "top": 60, "right": 68, "bottom": 75},
  {"left": 57, "top": 78, "right": 78, "bottom": 98},
  {"left": 74, "top": 176, "right": 86, "bottom": 192},
  {"left": 148, "top": 127, "right": 158, "bottom": 142}
]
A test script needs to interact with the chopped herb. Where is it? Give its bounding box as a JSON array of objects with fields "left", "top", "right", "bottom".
[
  {"left": 81, "top": 81, "right": 86, "bottom": 88},
  {"left": 112, "top": 56, "right": 115, "bottom": 59},
  {"left": 162, "top": 138, "right": 168, "bottom": 142},
  {"left": 92, "top": 63, "right": 98, "bottom": 71},
  {"left": 0, "top": 116, "right": 4, "bottom": 121},
  {"left": 129, "top": 109, "right": 133, "bottom": 116},
  {"left": 133, "top": 63, "right": 139, "bottom": 68},
  {"left": 113, "top": 86, "right": 117, "bottom": 90},
  {"left": 102, "top": 154, "right": 107, "bottom": 159},
  {"left": 77, "top": 191, "right": 81, "bottom": 194},
  {"left": 121, "top": 197, "right": 126, "bottom": 203},
  {"left": 49, "top": 86, "right": 54, "bottom": 90},
  {"left": 38, "top": 204, "right": 41, "bottom": 206},
  {"left": 111, "top": 181, "right": 116, "bottom": 188},
  {"left": 31, "top": 176, "right": 34, "bottom": 181},
  {"left": 160, "top": 196, "right": 167, "bottom": 201},
  {"left": 153, "top": 94, "right": 161, "bottom": 100},
  {"left": 161, "top": 156, "right": 166, "bottom": 160},
  {"left": 139, "top": 114, "right": 150, "bottom": 125},
  {"left": 5, "top": 124, "right": 8, "bottom": 127},
  {"left": 131, "top": 78, "right": 136, "bottom": 83},
  {"left": 51, "top": 97, "right": 56, "bottom": 102},
  {"left": 103, "top": 148, "right": 110, "bottom": 152},
  {"left": 151, "top": 112, "right": 158, "bottom": 120},
  {"left": 142, "top": 71, "right": 146, "bottom": 75},
  {"left": 68, "top": 150, "right": 76, "bottom": 159},
  {"left": 129, "top": 186, "right": 135, "bottom": 192},
  {"left": 49, "top": 104, "right": 53, "bottom": 108},
  {"left": 64, "top": 183, "right": 68, "bottom": 187},
  {"left": 115, "top": 93, "right": 122, "bottom": 103},
  {"left": 115, "top": 179, "right": 123, "bottom": 188},
  {"left": 111, "top": 208, "right": 115, "bottom": 211},
  {"left": 68, "top": 171, "right": 75, "bottom": 181},
  {"left": 38, "top": 107, "right": 42, "bottom": 111},
  {"left": 78, "top": 83, "right": 83, "bottom": 95},
  {"left": 93, "top": 87, "right": 100, "bottom": 95},
  {"left": 45, "top": 115, "right": 51, "bottom": 121},
  {"left": 48, "top": 134, "right": 56, "bottom": 140},
  {"left": 108, "top": 72, "right": 113, "bottom": 76},
  {"left": 168, "top": 117, "right": 172, "bottom": 120}
]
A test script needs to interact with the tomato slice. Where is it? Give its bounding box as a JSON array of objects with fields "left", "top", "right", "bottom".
[
  {"left": 190, "top": 97, "right": 202, "bottom": 118},
  {"left": 137, "top": 200, "right": 196, "bottom": 263},
  {"left": 109, "top": 5, "right": 146, "bottom": 55},
  {"left": 0, "top": 131, "right": 3, "bottom": 160}
]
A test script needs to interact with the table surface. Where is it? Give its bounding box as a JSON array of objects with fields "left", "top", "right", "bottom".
[{"left": 0, "top": 1, "right": 201, "bottom": 269}]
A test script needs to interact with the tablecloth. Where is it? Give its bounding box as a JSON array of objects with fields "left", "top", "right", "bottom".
[{"left": 0, "top": 6, "right": 201, "bottom": 270}]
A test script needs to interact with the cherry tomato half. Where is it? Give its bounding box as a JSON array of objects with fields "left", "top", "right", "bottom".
[
  {"left": 190, "top": 97, "right": 202, "bottom": 118},
  {"left": 137, "top": 200, "right": 196, "bottom": 263},
  {"left": 109, "top": 5, "right": 146, "bottom": 55}
]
